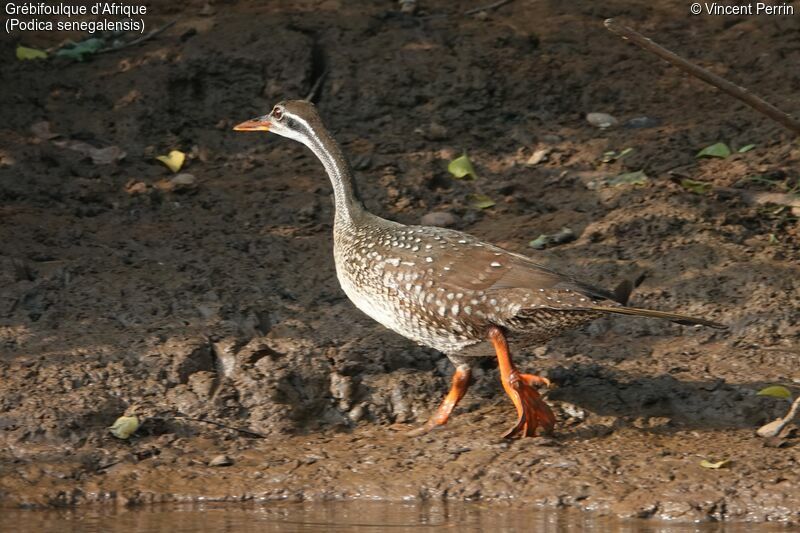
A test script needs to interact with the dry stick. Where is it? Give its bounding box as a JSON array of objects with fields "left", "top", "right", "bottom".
[
  {"left": 96, "top": 20, "right": 177, "bottom": 54},
  {"left": 304, "top": 69, "right": 328, "bottom": 102},
  {"left": 604, "top": 18, "right": 800, "bottom": 136},
  {"left": 465, "top": 0, "right": 514, "bottom": 16},
  {"left": 177, "top": 415, "right": 267, "bottom": 438}
]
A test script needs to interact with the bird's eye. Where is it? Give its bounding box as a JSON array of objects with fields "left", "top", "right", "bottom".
[{"left": 272, "top": 107, "right": 284, "bottom": 120}]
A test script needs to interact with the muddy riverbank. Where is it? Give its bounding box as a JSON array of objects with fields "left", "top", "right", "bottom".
[{"left": 1, "top": 0, "right": 798, "bottom": 524}]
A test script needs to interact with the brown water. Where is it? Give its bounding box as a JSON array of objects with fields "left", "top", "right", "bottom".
[{"left": 0, "top": 502, "right": 787, "bottom": 533}]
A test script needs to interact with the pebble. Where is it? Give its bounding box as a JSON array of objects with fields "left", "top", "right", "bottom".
[
  {"left": 208, "top": 454, "right": 234, "bottom": 467},
  {"left": 586, "top": 112, "right": 618, "bottom": 129},
  {"left": 420, "top": 211, "right": 459, "bottom": 228},
  {"left": 525, "top": 148, "right": 550, "bottom": 166},
  {"left": 424, "top": 122, "right": 449, "bottom": 141},
  {"left": 625, "top": 116, "right": 661, "bottom": 129}
]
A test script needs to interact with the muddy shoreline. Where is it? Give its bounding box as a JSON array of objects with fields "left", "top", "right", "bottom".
[{"left": 1, "top": 0, "right": 798, "bottom": 524}]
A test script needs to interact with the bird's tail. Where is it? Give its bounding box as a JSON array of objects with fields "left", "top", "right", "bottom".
[{"left": 590, "top": 305, "right": 728, "bottom": 329}]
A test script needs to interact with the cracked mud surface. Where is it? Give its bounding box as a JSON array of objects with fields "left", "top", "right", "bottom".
[{"left": 1, "top": 0, "right": 799, "bottom": 525}]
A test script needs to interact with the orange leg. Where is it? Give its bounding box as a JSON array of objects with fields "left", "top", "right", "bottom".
[
  {"left": 488, "top": 326, "right": 556, "bottom": 438},
  {"left": 408, "top": 366, "right": 471, "bottom": 436}
]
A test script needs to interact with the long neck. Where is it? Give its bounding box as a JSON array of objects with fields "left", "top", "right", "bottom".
[{"left": 304, "top": 126, "right": 365, "bottom": 225}]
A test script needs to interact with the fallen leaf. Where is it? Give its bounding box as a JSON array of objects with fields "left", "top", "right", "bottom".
[
  {"left": 601, "top": 147, "right": 633, "bottom": 163},
  {"left": 448, "top": 154, "right": 478, "bottom": 180},
  {"left": 529, "top": 227, "right": 576, "bottom": 250},
  {"left": 109, "top": 415, "right": 140, "bottom": 439},
  {"left": 697, "top": 142, "right": 731, "bottom": 159},
  {"left": 608, "top": 170, "right": 649, "bottom": 187},
  {"left": 757, "top": 385, "right": 792, "bottom": 399},
  {"left": 467, "top": 193, "right": 495, "bottom": 209},
  {"left": 737, "top": 144, "right": 756, "bottom": 153},
  {"left": 55, "top": 38, "right": 105, "bottom": 61},
  {"left": 699, "top": 459, "right": 729, "bottom": 469},
  {"left": 125, "top": 181, "right": 148, "bottom": 195},
  {"left": 681, "top": 178, "right": 712, "bottom": 194},
  {"left": 16, "top": 45, "right": 47, "bottom": 60},
  {"left": 156, "top": 150, "right": 186, "bottom": 173}
]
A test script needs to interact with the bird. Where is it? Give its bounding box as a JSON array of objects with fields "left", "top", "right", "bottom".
[{"left": 233, "top": 100, "right": 726, "bottom": 438}]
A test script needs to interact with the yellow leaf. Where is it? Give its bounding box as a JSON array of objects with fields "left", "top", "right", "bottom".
[
  {"left": 109, "top": 415, "right": 140, "bottom": 439},
  {"left": 700, "top": 459, "right": 729, "bottom": 469},
  {"left": 756, "top": 385, "right": 792, "bottom": 399},
  {"left": 156, "top": 150, "right": 186, "bottom": 173},
  {"left": 17, "top": 46, "right": 47, "bottom": 60},
  {"left": 467, "top": 193, "right": 495, "bottom": 209}
]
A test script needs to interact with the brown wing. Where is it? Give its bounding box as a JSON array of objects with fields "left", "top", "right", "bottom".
[{"left": 410, "top": 226, "right": 620, "bottom": 304}]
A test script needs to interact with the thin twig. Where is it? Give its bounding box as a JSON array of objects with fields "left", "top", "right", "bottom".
[
  {"left": 97, "top": 20, "right": 177, "bottom": 55},
  {"left": 176, "top": 415, "right": 267, "bottom": 438},
  {"left": 604, "top": 18, "right": 800, "bottom": 136},
  {"left": 465, "top": 0, "right": 514, "bottom": 16},
  {"left": 304, "top": 68, "right": 328, "bottom": 102}
]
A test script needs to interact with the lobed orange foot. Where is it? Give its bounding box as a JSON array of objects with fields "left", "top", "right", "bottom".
[
  {"left": 502, "top": 370, "right": 556, "bottom": 438},
  {"left": 488, "top": 326, "right": 556, "bottom": 439}
]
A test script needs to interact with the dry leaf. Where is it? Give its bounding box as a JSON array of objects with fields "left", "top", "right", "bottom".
[
  {"left": 109, "top": 415, "right": 140, "bottom": 439},
  {"left": 699, "top": 459, "right": 729, "bottom": 469},
  {"left": 17, "top": 45, "right": 47, "bottom": 60}
]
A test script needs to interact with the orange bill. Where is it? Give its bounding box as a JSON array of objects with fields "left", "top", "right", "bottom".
[{"left": 233, "top": 116, "right": 270, "bottom": 131}]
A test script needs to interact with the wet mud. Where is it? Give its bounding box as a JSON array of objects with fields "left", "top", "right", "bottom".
[{"left": 1, "top": 0, "right": 799, "bottom": 525}]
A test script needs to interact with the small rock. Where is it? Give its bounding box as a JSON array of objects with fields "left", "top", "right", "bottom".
[
  {"left": 171, "top": 173, "right": 197, "bottom": 189},
  {"left": 330, "top": 372, "right": 354, "bottom": 409},
  {"left": 625, "top": 116, "right": 661, "bottom": 129},
  {"left": 154, "top": 173, "right": 197, "bottom": 193},
  {"left": 560, "top": 402, "right": 586, "bottom": 420},
  {"left": 398, "top": 0, "right": 416, "bottom": 14},
  {"left": 424, "top": 122, "right": 449, "bottom": 141},
  {"left": 525, "top": 148, "right": 550, "bottom": 166},
  {"left": 208, "top": 454, "right": 233, "bottom": 467},
  {"left": 420, "top": 211, "right": 459, "bottom": 228},
  {"left": 348, "top": 404, "right": 365, "bottom": 423},
  {"left": 30, "top": 121, "right": 59, "bottom": 140},
  {"left": 540, "top": 134, "right": 562, "bottom": 143},
  {"left": 586, "top": 112, "right": 618, "bottom": 129}
]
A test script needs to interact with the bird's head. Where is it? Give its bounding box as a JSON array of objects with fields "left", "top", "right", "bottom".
[{"left": 233, "top": 100, "right": 322, "bottom": 147}]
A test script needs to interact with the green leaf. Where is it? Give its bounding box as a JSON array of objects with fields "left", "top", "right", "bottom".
[
  {"left": 16, "top": 45, "right": 47, "bottom": 60},
  {"left": 601, "top": 147, "right": 634, "bottom": 164},
  {"left": 608, "top": 170, "right": 649, "bottom": 187},
  {"left": 738, "top": 144, "right": 756, "bottom": 153},
  {"left": 528, "top": 235, "right": 550, "bottom": 249},
  {"left": 55, "top": 38, "right": 105, "bottom": 61},
  {"left": 697, "top": 142, "right": 731, "bottom": 159},
  {"left": 700, "top": 459, "right": 729, "bottom": 469},
  {"left": 681, "top": 178, "right": 712, "bottom": 194},
  {"left": 448, "top": 153, "right": 478, "bottom": 180},
  {"left": 757, "top": 385, "right": 792, "bottom": 399},
  {"left": 468, "top": 193, "right": 495, "bottom": 209}
]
